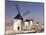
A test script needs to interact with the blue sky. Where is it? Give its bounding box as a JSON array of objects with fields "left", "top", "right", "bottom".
[{"left": 5, "top": 1, "right": 44, "bottom": 24}]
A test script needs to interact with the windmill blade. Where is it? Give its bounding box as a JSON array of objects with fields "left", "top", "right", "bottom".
[
  {"left": 22, "top": 10, "right": 30, "bottom": 16},
  {"left": 16, "top": 4, "right": 30, "bottom": 17},
  {"left": 16, "top": 4, "right": 20, "bottom": 14}
]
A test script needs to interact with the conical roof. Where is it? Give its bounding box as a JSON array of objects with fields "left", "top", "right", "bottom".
[
  {"left": 25, "top": 19, "right": 30, "bottom": 22},
  {"left": 30, "top": 19, "right": 34, "bottom": 21},
  {"left": 14, "top": 13, "right": 23, "bottom": 20}
]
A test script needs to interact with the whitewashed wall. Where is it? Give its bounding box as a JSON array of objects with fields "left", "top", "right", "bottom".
[{"left": 13, "top": 19, "right": 22, "bottom": 32}]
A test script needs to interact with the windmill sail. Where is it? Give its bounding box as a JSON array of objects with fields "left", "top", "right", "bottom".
[{"left": 16, "top": 4, "right": 20, "bottom": 15}]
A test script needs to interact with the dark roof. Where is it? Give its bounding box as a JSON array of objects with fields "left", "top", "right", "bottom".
[
  {"left": 25, "top": 19, "right": 30, "bottom": 22},
  {"left": 25, "top": 19, "right": 34, "bottom": 22},
  {"left": 14, "top": 13, "right": 23, "bottom": 20}
]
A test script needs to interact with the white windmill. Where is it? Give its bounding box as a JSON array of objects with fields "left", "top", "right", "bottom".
[{"left": 13, "top": 5, "right": 23, "bottom": 33}]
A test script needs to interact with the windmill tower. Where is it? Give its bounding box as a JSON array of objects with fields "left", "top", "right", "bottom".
[
  {"left": 29, "top": 19, "right": 34, "bottom": 26},
  {"left": 13, "top": 5, "right": 23, "bottom": 33},
  {"left": 29, "top": 11, "right": 34, "bottom": 26},
  {"left": 23, "top": 11, "right": 30, "bottom": 28},
  {"left": 24, "top": 19, "right": 29, "bottom": 27}
]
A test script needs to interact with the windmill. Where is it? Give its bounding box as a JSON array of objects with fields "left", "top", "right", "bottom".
[
  {"left": 13, "top": 4, "right": 30, "bottom": 32},
  {"left": 13, "top": 4, "right": 23, "bottom": 32}
]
